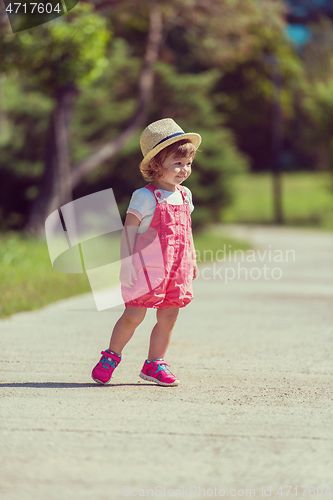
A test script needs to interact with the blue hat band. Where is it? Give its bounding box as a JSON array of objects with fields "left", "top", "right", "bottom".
[{"left": 152, "top": 132, "right": 185, "bottom": 151}]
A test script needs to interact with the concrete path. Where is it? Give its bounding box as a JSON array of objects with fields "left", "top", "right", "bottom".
[{"left": 1, "top": 225, "right": 332, "bottom": 500}]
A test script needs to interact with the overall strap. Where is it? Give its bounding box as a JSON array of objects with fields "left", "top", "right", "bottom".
[
  {"left": 177, "top": 185, "right": 189, "bottom": 204},
  {"left": 145, "top": 183, "right": 166, "bottom": 203},
  {"left": 144, "top": 183, "right": 156, "bottom": 194}
]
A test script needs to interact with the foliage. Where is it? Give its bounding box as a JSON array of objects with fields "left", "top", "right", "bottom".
[
  {"left": 302, "top": 79, "right": 333, "bottom": 175},
  {"left": 0, "top": 3, "right": 111, "bottom": 228},
  {"left": 0, "top": 3, "right": 111, "bottom": 95},
  {"left": 71, "top": 37, "right": 141, "bottom": 163},
  {"left": 184, "top": 127, "right": 248, "bottom": 228},
  {"left": 154, "top": 0, "right": 305, "bottom": 173},
  {"left": 206, "top": 6, "right": 304, "bottom": 171},
  {"left": 0, "top": 75, "right": 53, "bottom": 229},
  {"left": 293, "top": 18, "right": 333, "bottom": 178},
  {"left": 162, "top": 0, "right": 287, "bottom": 70},
  {"left": 2, "top": 0, "right": 333, "bottom": 231}
]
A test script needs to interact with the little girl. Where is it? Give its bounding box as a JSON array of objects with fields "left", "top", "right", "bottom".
[{"left": 92, "top": 118, "right": 201, "bottom": 386}]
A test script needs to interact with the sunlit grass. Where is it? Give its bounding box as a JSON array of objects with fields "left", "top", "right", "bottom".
[
  {"left": 193, "top": 225, "right": 251, "bottom": 264},
  {"left": 223, "top": 172, "right": 333, "bottom": 230},
  {"left": 0, "top": 233, "right": 91, "bottom": 319}
]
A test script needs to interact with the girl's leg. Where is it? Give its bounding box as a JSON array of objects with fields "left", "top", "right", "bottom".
[
  {"left": 147, "top": 306, "right": 179, "bottom": 361},
  {"left": 109, "top": 306, "right": 147, "bottom": 356}
]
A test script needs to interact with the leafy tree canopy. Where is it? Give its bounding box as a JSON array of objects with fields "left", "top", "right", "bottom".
[{"left": 0, "top": 3, "right": 111, "bottom": 95}]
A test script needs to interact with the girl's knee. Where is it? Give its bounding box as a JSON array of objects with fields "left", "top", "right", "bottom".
[
  {"left": 157, "top": 307, "right": 179, "bottom": 325},
  {"left": 123, "top": 307, "right": 146, "bottom": 327}
]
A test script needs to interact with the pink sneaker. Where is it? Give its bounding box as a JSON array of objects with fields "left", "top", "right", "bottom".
[
  {"left": 92, "top": 349, "right": 121, "bottom": 384},
  {"left": 139, "top": 358, "right": 180, "bottom": 386}
]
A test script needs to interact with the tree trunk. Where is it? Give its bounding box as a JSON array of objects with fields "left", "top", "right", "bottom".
[
  {"left": 271, "top": 55, "right": 284, "bottom": 225},
  {"left": 24, "top": 84, "right": 77, "bottom": 236}
]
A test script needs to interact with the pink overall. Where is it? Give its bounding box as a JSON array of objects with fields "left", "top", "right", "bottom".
[{"left": 122, "top": 183, "right": 194, "bottom": 309}]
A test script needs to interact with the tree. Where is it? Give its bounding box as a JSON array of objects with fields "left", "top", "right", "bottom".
[
  {"left": 1, "top": 1, "right": 164, "bottom": 234},
  {"left": 0, "top": 3, "right": 111, "bottom": 234},
  {"left": 0, "top": 0, "right": 292, "bottom": 232},
  {"left": 293, "top": 17, "right": 333, "bottom": 183}
]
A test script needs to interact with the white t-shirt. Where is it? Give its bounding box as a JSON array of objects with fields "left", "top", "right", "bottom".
[{"left": 127, "top": 186, "right": 194, "bottom": 234}]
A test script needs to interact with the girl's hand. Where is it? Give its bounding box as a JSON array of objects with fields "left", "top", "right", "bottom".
[
  {"left": 120, "top": 262, "right": 137, "bottom": 288},
  {"left": 192, "top": 261, "right": 198, "bottom": 280}
]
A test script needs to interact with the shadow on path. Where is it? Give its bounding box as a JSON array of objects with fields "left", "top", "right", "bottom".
[{"left": 0, "top": 382, "right": 154, "bottom": 389}]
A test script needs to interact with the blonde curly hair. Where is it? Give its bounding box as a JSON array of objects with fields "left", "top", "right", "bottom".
[{"left": 139, "top": 139, "right": 197, "bottom": 182}]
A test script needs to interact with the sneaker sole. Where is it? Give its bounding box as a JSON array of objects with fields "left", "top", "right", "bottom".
[
  {"left": 139, "top": 371, "right": 180, "bottom": 386},
  {"left": 91, "top": 375, "right": 112, "bottom": 385}
]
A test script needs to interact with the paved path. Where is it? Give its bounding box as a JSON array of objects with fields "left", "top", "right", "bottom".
[{"left": 1, "top": 225, "right": 333, "bottom": 500}]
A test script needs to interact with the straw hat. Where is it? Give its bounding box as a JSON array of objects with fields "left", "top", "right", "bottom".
[{"left": 140, "top": 118, "right": 201, "bottom": 167}]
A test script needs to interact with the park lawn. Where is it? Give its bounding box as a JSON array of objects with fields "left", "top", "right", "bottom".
[
  {"left": 193, "top": 225, "right": 251, "bottom": 264},
  {"left": 0, "top": 229, "right": 249, "bottom": 319},
  {"left": 222, "top": 172, "right": 333, "bottom": 230},
  {"left": 0, "top": 233, "right": 92, "bottom": 319}
]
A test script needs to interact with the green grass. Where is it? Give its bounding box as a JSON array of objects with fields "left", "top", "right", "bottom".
[
  {"left": 0, "top": 229, "right": 249, "bottom": 319},
  {"left": 193, "top": 225, "right": 251, "bottom": 264},
  {"left": 223, "top": 172, "right": 333, "bottom": 230},
  {"left": 0, "top": 233, "right": 91, "bottom": 319}
]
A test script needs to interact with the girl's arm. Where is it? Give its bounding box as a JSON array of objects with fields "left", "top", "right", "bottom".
[{"left": 120, "top": 212, "right": 141, "bottom": 288}]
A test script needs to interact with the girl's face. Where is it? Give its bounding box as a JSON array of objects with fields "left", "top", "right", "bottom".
[{"left": 158, "top": 154, "right": 193, "bottom": 190}]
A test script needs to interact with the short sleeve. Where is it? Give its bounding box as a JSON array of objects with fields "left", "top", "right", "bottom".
[{"left": 126, "top": 188, "right": 153, "bottom": 219}]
